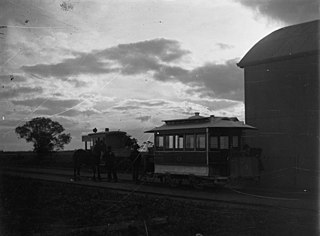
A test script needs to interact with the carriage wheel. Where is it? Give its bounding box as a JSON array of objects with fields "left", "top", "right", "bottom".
[
  {"left": 164, "top": 174, "right": 179, "bottom": 187},
  {"left": 189, "top": 175, "right": 204, "bottom": 190}
]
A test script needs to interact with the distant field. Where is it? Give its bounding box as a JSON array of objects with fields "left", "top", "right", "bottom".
[
  {"left": 0, "top": 150, "right": 133, "bottom": 172},
  {"left": 0, "top": 151, "right": 75, "bottom": 169}
]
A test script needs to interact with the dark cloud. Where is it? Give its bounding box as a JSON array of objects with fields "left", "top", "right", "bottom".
[
  {"left": 11, "top": 98, "right": 82, "bottom": 116},
  {"left": 112, "top": 105, "right": 141, "bottom": 111},
  {"left": 187, "top": 59, "right": 244, "bottom": 101},
  {"left": 112, "top": 99, "right": 169, "bottom": 112},
  {"left": 236, "top": 0, "right": 319, "bottom": 24},
  {"left": 21, "top": 38, "right": 242, "bottom": 101},
  {"left": 153, "top": 59, "right": 244, "bottom": 101},
  {"left": 0, "top": 86, "right": 43, "bottom": 99},
  {"left": 100, "top": 38, "right": 190, "bottom": 63},
  {"left": 22, "top": 54, "right": 118, "bottom": 77},
  {"left": 21, "top": 38, "right": 190, "bottom": 77},
  {"left": 154, "top": 65, "right": 189, "bottom": 81},
  {"left": 136, "top": 115, "right": 152, "bottom": 122}
]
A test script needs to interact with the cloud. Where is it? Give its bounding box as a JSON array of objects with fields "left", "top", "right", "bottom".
[
  {"left": 11, "top": 98, "right": 83, "bottom": 116},
  {"left": 0, "top": 86, "right": 43, "bottom": 99},
  {"left": 187, "top": 59, "right": 244, "bottom": 101},
  {"left": 136, "top": 115, "right": 152, "bottom": 122},
  {"left": 21, "top": 38, "right": 190, "bottom": 77},
  {"left": 112, "top": 99, "right": 169, "bottom": 112},
  {"left": 21, "top": 38, "right": 243, "bottom": 101},
  {"left": 21, "top": 54, "right": 118, "bottom": 77},
  {"left": 154, "top": 59, "right": 244, "bottom": 101},
  {"left": 60, "top": 77, "right": 88, "bottom": 88},
  {"left": 56, "top": 108, "right": 101, "bottom": 117},
  {"left": 236, "top": 0, "right": 319, "bottom": 24},
  {"left": 216, "top": 43, "right": 234, "bottom": 50},
  {"left": 0, "top": 75, "right": 27, "bottom": 84}
]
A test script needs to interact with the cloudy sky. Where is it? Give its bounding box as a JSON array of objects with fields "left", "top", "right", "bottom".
[{"left": 0, "top": 0, "right": 318, "bottom": 151}]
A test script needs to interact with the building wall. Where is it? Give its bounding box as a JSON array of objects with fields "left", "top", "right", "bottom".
[{"left": 244, "top": 54, "right": 319, "bottom": 189}]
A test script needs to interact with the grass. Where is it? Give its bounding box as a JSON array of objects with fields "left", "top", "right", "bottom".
[{"left": 0, "top": 175, "right": 318, "bottom": 236}]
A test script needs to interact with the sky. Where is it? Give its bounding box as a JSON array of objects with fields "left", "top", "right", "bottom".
[{"left": 0, "top": 0, "right": 319, "bottom": 151}]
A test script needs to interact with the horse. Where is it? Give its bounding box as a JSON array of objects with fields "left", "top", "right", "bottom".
[{"left": 73, "top": 149, "right": 101, "bottom": 181}]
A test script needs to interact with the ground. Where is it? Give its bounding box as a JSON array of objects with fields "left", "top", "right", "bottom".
[{"left": 0, "top": 175, "right": 318, "bottom": 236}]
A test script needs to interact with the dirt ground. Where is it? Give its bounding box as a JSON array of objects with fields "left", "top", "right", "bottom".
[{"left": 0, "top": 175, "right": 318, "bottom": 236}]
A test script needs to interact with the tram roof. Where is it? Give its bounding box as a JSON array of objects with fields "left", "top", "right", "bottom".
[
  {"left": 145, "top": 115, "right": 256, "bottom": 133},
  {"left": 82, "top": 130, "right": 127, "bottom": 141}
]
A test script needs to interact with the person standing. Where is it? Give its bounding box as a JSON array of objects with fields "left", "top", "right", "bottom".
[
  {"left": 92, "top": 140, "right": 103, "bottom": 180},
  {"left": 131, "top": 143, "right": 141, "bottom": 184},
  {"left": 105, "top": 146, "right": 118, "bottom": 182}
]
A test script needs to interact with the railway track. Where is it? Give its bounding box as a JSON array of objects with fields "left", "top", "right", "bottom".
[{"left": 0, "top": 166, "right": 318, "bottom": 212}]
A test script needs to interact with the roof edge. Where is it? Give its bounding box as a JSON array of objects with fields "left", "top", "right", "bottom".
[{"left": 237, "top": 50, "right": 320, "bottom": 68}]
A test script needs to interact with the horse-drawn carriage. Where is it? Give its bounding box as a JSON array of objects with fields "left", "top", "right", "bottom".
[
  {"left": 74, "top": 115, "right": 263, "bottom": 186},
  {"left": 73, "top": 128, "right": 133, "bottom": 180}
]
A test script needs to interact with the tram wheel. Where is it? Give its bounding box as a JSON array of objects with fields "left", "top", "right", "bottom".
[{"left": 189, "top": 175, "right": 204, "bottom": 190}]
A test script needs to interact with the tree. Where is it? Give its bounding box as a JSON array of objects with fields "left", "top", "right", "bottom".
[{"left": 15, "top": 117, "right": 71, "bottom": 154}]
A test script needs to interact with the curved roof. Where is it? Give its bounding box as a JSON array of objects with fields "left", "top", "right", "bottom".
[
  {"left": 145, "top": 116, "right": 256, "bottom": 133},
  {"left": 238, "top": 20, "right": 319, "bottom": 68}
]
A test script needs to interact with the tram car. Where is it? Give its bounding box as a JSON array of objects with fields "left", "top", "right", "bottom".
[
  {"left": 81, "top": 128, "right": 133, "bottom": 169},
  {"left": 145, "top": 113, "right": 262, "bottom": 185}
]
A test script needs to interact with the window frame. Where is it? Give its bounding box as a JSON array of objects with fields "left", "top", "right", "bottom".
[
  {"left": 185, "top": 134, "right": 195, "bottom": 150},
  {"left": 196, "top": 133, "right": 206, "bottom": 150},
  {"left": 174, "top": 134, "right": 184, "bottom": 150},
  {"left": 155, "top": 135, "right": 164, "bottom": 150},
  {"left": 164, "top": 135, "right": 174, "bottom": 150},
  {"left": 219, "top": 136, "right": 229, "bottom": 150},
  {"left": 232, "top": 136, "right": 239, "bottom": 148},
  {"left": 209, "top": 135, "right": 219, "bottom": 150}
]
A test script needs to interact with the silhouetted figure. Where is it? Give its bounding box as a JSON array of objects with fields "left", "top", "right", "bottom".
[
  {"left": 92, "top": 140, "right": 103, "bottom": 180},
  {"left": 73, "top": 149, "right": 100, "bottom": 181},
  {"left": 131, "top": 143, "right": 141, "bottom": 184},
  {"left": 105, "top": 146, "right": 118, "bottom": 182}
]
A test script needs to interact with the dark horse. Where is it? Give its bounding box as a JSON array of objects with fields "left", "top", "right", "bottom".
[{"left": 73, "top": 149, "right": 101, "bottom": 181}]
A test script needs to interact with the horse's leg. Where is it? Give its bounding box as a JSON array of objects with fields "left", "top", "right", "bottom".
[
  {"left": 73, "top": 166, "right": 77, "bottom": 180},
  {"left": 97, "top": 164, "right": 101, "bottom": 180},
  {"left": 73, "top": 157, "right": 79, "bottom": 181},
  {"left": 92, "top": 165, "right": 96, "bottom": 181},
  {"left": 77, "top": 165, "right": 80, "bottom": 180}
]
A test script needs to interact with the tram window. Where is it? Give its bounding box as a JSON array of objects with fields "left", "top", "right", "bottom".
[
  {"left": 232, "top": 136, "right": 239, "bottom": 148},
  {"left": 196, "top": 134, "right": 206, "bottom": 150},
  {"left": 175, "top": 135, "right": 184, "bottom": 149},
  {"left": 156, "top": 136, "right": 164, "bottom": 148},
  {"left": 165, "top": 135, "right": 174, "bottom": 149},
  {"left": 210, "top": 136, "right": 219, "bottom": 149},
  {"left": 220, "top": 136, "right": 229, "bottom": 149},
  {"left": 179, "top": 136, "right": 184, "bottom": 149},
  {"left": 185, "top": 134, "right": 195, "bottom": 150}
]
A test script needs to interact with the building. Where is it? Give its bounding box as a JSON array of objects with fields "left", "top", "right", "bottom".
[{"left": 237, "top": 20, "right": 319, "bottom": 189}]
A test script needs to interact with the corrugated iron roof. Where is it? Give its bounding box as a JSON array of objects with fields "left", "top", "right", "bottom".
[
  {"left": 145, "top": 116, "right": 256, "bottom": 133},
  {"left": 237, "top": 20, "right": 319, "bottom": 68}
]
